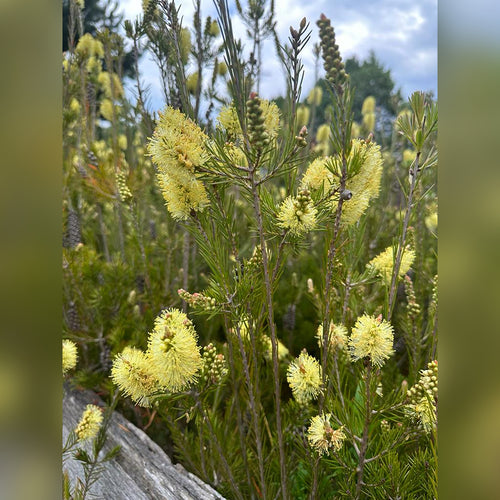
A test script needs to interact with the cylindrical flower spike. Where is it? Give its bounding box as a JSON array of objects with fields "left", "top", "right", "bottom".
[
  {"left": 62, "top": 339, "right": 78, "bottom": 375},
  {"left": 75, "top": 404, "right": 103, "bottom": 442}
]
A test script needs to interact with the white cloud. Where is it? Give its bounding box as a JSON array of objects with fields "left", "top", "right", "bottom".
[{"left": 120, "top": 0, "right": 437, "bottom": 111}]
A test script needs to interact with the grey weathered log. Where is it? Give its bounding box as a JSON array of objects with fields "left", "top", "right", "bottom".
[{"left": 63, "top": 384, "right": 226, "bottom": 500}]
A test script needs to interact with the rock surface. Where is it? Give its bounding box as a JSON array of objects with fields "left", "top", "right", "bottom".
[{"left": 63, "top": 385, "right": 225, "bottom": 499}]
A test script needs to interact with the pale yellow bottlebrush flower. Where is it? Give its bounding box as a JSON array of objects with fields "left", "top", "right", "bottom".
[
  {"left": 148, "top": 106, "right": 208, "bottom": 173},
  {"left": 425, "top": 212, "right": 438, "bottom": 234},
  {"left": 217, "top": 61, "right": 228, "bottom": 76},
  {"left": 277, "top": 193, "right": 317, "bottom": 236},
  {"left": 179, "top": 28, "right": 192, "bottom": 65},
  {"left": 403, "top": 148, "right": 417, "bottom": 164},
  {"left": 348, "top": 314, "right": 394, "bottom": 367},
  {"left": 156, "top": 172, "right": 209, "bottom": 220},
  {"left": 262, "top": 335, "right": 289, "bottom": 361},
  {"left": 367, "top": 245, "right": 416, "bottom": 284},
  {"left": 148, "top": 107, "right": 209, "bottom": 219},
  {"left": 296, "top": 105, "right": 310, "bottom": 127},
  {"left": 351, "top": 121, "right": 361, "bottom": 138},
  {"left": 307, "top": 86, "right": 323, "bottom": 107},
  {"left": 118, "top": 134, "right": 127, "bottom": 151},
  {"left": 186, "top": 72, "right": 199, "bottom": 95},
  {"left": 287, "top": 351, "right": 322, "bottom": 405},
  {"left": 302, "top": 139, "right": 383, "bottom": 225},
  {"left": 209, "top": 20, "right": 220, "bottom": 37},
  {"left": 307, "top": 414, "right": 346, "bottom": 455},
  {"left": 86, "top": 56, "right": 102, "bottom": 74},
  {"left": 62, "top": 339, "right": 78, "bottom": 375},
  {"left": 217, "top": 100, "right": 280, "bottom": 139},
  {"left": 217, "top": 105, "right": 241, "bottom": 138},
  {"left": 316, "top": 123, "right": 331, "bottom": 144},
  {"left": 300, "top": 157, "right": 332, "bottom": 191},
  {"left": 69, "top": 98, "right": 81, "bottom": 114},
  {"left": 75, "top": 33, "right": 104, "bottom": 59},
  {"left": 363, "top": 112, "right": 376, "bottom": 132},
  {"left": 75, "top": 404, "right": 103, "bottom": 441},
  {"left": 98, "top": 71, "right": 123, "bottom": 99},
  {"left": 147, "top": 309, "right": 202, "bottom": 392},
  {"left": 316, "top": 323, "right": 348, "bottom": 352},
  {"left": 362, "top": 96, "right": 376, "bottom": 114},
  {"left": 340, "top": 139, "right": 383, "bottom": 225},
  {"left": 99, "top": 99, "right": 114, "bottom": 121},
  {"left": 111, "top": 347, "right": 158, "bottom": 407}
]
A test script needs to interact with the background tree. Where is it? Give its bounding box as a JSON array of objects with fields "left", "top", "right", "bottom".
[
  {"left": 307, "top": 51, "right": 402, "bottom": 133},
  {"left": 345, "top": 50, "right": 401, "bottom": 120},
  {"left": 63, "top": 0, "right": 137, "bottom": 78}
]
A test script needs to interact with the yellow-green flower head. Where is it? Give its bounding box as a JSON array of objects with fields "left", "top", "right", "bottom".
[
  {"left": 316, "top": 123, "right": 331, "bottom": 144},
  {"left": 348, "top": 314, "right": 394, "bottom": 367},
  {"left": 99, "top": 99, "right": 114, "bottom": 121},
  {"left": 156, "top": 172, "right": 209, "bottom": 220},
  {"left": 403, "top": 148, "right": 416, "bottom": 164},
  {"left": 148, "top": 107, "right": 209, "bottom": 219},
  {"left": 217, "top": 61, "right": 228, "bottom": 76},
  {"left": 277, "top": 192, "right": 317, "bottom": 236},
  {"left": 363, "top": 112, "right": 376, "bottom": 132},
  {"left": 316, "top": 322, "right": 348, "bottom": 352},
  {"left": 425, "top": 212, "right": 438, "bottom": 235},
  {"left": 367, "top": 245, "right": 416, "bottom": 284},
  {"left": 186, "top": 72, "right": 199, "bottom": 95},
  {"left": 302, "top": 139, "right": 383, "bottom": 225},
  {"left": 111, "top": 347, "right": 158, "bottom": 407},
  {"left": 301, "top": 157, "right": 332, "bottom": 191},
  {"left": 287, "top": 351, "right": 322, "bottom": 405},
  {"left": 75, "top": 33, "right": 104, "bottom": 59},
  {"left": 148, "top": 106, "right": 208, "bottom": 175},
  {"left": 307, "top": 86, "right": 323, "bottom": 107},
  {"left": 216, "top": 100, "right": 280, "bottom": 140},
  {"left": 147, "top": 309, "right": 202, "bottom": 392},
  {"left": 179, "top": 28, "right": 192, "bottom": 65},
  {"left": 118, "top": 134, "right": 128, "bottom": 151},
  {"left": 216, "top": 105, "right": 241, "bottom": 139},
  {"left": 62, "top": 339, "right": 78, "bottom": 375},
  {"left": 86, "top": 56, "right": 102, "bottom": 74},
  {"left": 209, "top": 20, "right": 220, "bottom": 37},
  {"left": 351, "top": 121, "right": 361, "bottom": 138},
  {"left": 69, "top": 98, "right": 81, "bottom": 114},
  {"left": 340, "top": 139, "right": 383, "bottom": 225},
  {"left": 307, "top": 414, "right": 346, "bottom": 455},
  {"left": 263, "top": 335, "right": 289, "bottom": 361},
  {"left": 362, "top": 96, "right": 376, "bottom": 114},
  {"left": 75, "top": 404, "right": 103, "bottom": 442},
  {"left": 296, "top": 105, "right": 310, "bottom": 127},
  {"left": 98, "top": 71, "right": 124, "bottom": 99}
]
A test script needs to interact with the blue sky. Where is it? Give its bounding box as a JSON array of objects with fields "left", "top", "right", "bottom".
[{"left": 121, "top": 0, "right": 437, "bottom": 112}]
